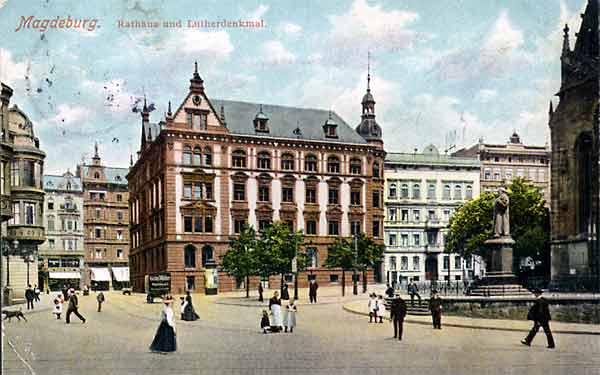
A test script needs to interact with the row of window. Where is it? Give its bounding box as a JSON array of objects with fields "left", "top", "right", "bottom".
[
  {"left": 47, "top": 257, "right": 81, "bottom": 268},
  {"left": 89, "top": 228, "right": 126, "bottom": 240},
  {"left": 388, "top": 232, "right": 441, "bottom": 247},
  {"left": 47, "top": 200, "right": 78, "bottom": 211},
  {"left": 483, "top": 167, "right": 546, "bottom": 182},
  {"left": 46, "top": 239, "right": 80, "bottom": 251},
  {"left": 387, "top": 208, "right": 454, "bottom": 223},
  {"left": 8, "top": 201, "right": 39, "bottom": 225},
  {"left": 88, "top": 192, "right": 124, "bottom": 202},
  {"left": 388, "top": 183, "right": 473, "bottom": 201},
  {"left": 388, "top": 255, "right": 467, "bottom": 271},
  {"left": 231, "top": 218, "right": 381, "bottom": 237},
  {"left": 92, "top": 248, "right": 124, "bottom": 259},
  {"left": 46, "top": 217, "right": 80, "bottom": 232},
  {"left": 7, "top": 159, "right": 43, "bottom": 190},
  {"left": 182, "top": 146, "right": 212, "bottom": 166},
  {"left": 484, "top": 155, "right": 548, "bottom": 164}
]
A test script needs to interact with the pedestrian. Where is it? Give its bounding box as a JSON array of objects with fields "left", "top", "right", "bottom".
[
  {"left": 258, "top": 283, "right": 264, "bottom": 302},
  {"left": 83, "top": 285, "right": 90, "bottom": 296},
  {"left": 96, "top": 291, "right": 105, "bottom": 312},
  {"left": 377, "top": 295, "right": 385, "bottom": 323},
  {"left": 61, "top": 285, "right": 68, "bottom": 301},
  {"left": 52, "top": 297, "right": 63, "bottom": 320},
  {"left": 66, "top": 288, "right": 86, "bottom": 324},
  {"left": 25, "top": 285, "right": 35, "bottom": 310},
  {"left": 261, "top": 310, "right": 271, "bottom": 334},
  {"left": 285, "top": 299, "right": 297, "bottom": 333},
  {"left": 407, "top": 279, "right": 421, "bottom": 307},
  {"left": 389, "top": 296, "right": 408, "bottom": 340},
  {"left": 385, "top": 283, "right": 395, "bottom": 298},
  {"left": 34, "top": 285, "right": 41, "bottom": 302},
  {"left": 281, "top": 284, "right": 290, "bottom": 301},
  {"left": 368, "top": 293, "right": 377, "bottom": 323},
  {"left": 179, "top": 297, "right": 187, "bottom": 320},
  {"left": 309, "top": 279, "right": 319, "bottom": 303},
  {"left": 428, "top": 290, "right": 443, "bottom": 329},
  {"left": 150, "top": 296, "right": 177, "bottom": 353},
  {"left": 269, "top": 291, "right": 283, "bottom": 333},
  {"left": 181, "top": 291, "right": 199, "bottom": 321},
  {"left": 521, "top": 288, "right": 555, "bottom": 349}
]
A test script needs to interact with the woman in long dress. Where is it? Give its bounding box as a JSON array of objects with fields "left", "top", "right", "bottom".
[
  {"left": 150, "top": 296, "right": 177, "bottom": 353},
  {"left": 284, "top": 299, "right": 297, "bottom": 333},
  {"left": 182, "top": 291, "right": 199, "bottom": 321},
  {"left": 268, "top": 291, "right": 283, "bottom": 332}
]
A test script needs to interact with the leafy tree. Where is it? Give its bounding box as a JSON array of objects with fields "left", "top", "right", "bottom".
[
  {"left": 355, "top": 233, "right": 385, "bottom": 293},
  {"left": 446, "top": 179, "right": 550, "bottom": 276},
  {"left": 221, "top": 226, "right": 259, "bottom": 298},
  {"left": 325, "top": 238, "right": 357, "bottom": 296}
]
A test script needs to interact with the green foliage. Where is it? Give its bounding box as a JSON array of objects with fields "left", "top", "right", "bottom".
[
  {"left": 255, "top": 221, "right": 306, "bottom": 277},
  {"left": 221, "top": 226, "right": 259, "bottom": 281},
  {"left": 325, "top": 238, "right": 357, "bottom": 270},
  {"left": 446, "top": 179, "right": 550, "bottom": 262},
  {"left": 355, "top": 233, "right": 385, "bottom": 270}
]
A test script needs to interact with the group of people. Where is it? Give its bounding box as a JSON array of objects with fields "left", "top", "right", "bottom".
[
  {"left": 24, "top": 284, "right": 41, "bottom": 310},
  {"left": 150, "top": 291, "right": 201, "bottom": 354},
  {"left": 52, "top": 287, "right": 87, "bottom": 324},
  {"left": 264, "top": 290, "right": 297, "bottom": 333}
]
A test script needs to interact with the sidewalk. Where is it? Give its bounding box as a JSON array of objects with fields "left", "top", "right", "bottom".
[
  {"left": 2, "top": 292, "right": 55, "bottom": 315},
  {"left": 343, "top": 299, "right": 600, "bottom": 335}
]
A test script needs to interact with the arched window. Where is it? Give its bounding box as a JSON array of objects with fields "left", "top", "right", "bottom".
[
  {"left": 94, "top": 172, "right": 100, "bottom": 179},
  {"left": 327, "top": 156, "right": 340, "bottom": 173},
  {"left": 307, "top": 248, "right": 319, "bottom": 268},
  {"left": 232, "top": 150, "right": 246, "bottom": 168},
  {"left": 257, "top": 151, "right": 271, "bottom": 170},
  {"left": 401, "top": 184, "right": 409, "bottom": 199},
  {"left": 193, "top": 146, "right": 202, "bottom": 165},
  {"left": 443, "top": 185, "right": 451, "bottom": 200},
  {"left": 184, "top": 245, "right": 196, "bottom": 268},
  {"left": 389, "top": 256, "right": 397, "bottom": 271},
  {"left": 304, "top": 154, "right": 318, "bottom": 172},
  {"left": 183, "top": 145, "right": 192, "bottom": 165},
  {"left": 202, "top": 245, "right": 214, "bottom": 267},
  {"left": 389, "top": 184, "right": 397, "bottom": 199},
  {"left": 281, "top": 153, "right": 294, "bottom": 171},
  {"left": 454, "top": 185, "right": 462, "bottom": 200},
  {"left": 372, "top": 162, "right": 380, "bottom": 178},
  {"left": 412, "top": 184, "right": 421, "bottom": 199},
  {"left": 350, "top": 158, "right": 362, "bottom": 175},
  {"left": 203, "top": 146, "right": 212, "bottom": 166},
  {"left": 465, "top": 185, "right": 473, "bottom": 200},
  {"left": 428, "top": 184, "right": 436, "bottom": 199}
]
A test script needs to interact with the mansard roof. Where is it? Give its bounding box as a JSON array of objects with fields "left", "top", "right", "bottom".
[{"left": 43, "top": 174, "right": 83, "bottom": 192}]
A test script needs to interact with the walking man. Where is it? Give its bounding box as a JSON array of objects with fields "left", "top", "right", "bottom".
[
  {"left": 34, "top": 284, "right": 41, "bottom": 302},
  {"left": 96, "top": 291, "right": 105, "bottom": 312},
  {"left": 407, "top": 279, "right": 421, "bottom": 307},
  {"left": 66, "top": 289, "right": 86, "bottom": 324},
  {"left": 521, "top": 288, "right": 555, "bottom": 349},
  {"left": 428, "top": 290, "right": 443, "bottom": 329},
  {"left": 309, "top": 279, "right": 319, "bottom": 303},
  {"left": 258, "top": 283, "right": 264, "bottom": 302},
  {"left": 389, "top": 296, "right": 408, "bottom": 340},
  {"left": 25, "top": 285, "right": 35, "bottom": 310}
]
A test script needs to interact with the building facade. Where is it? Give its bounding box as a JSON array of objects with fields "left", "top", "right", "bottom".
[
  {"left": 38, "top": 171, "right": 85, "bottom": 291},
  {"left": 383, "top": 145, "right": 483, "bottom": 286},
  {"left": 128, "top": 64, "right": 385, "bottom": 294},
  {"left": 453, "top": 132, "right": 551, "bottom": 203},
  {"left": 76, "top": 145, "right": 129, "bottom": 290},
  {"left": 548, "top": 0, "right": 599, "bottom": 287},
  {"left": 1, "top": 82, "right": 46, "bottom": 303}
]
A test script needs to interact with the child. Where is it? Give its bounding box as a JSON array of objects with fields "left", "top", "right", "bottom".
[
  {"left": 261, "top": 310, "right": 271, "bottom": 334},
  {"left": 377, "top": 295, "right": 385, "bottom": 323},
  {"left": 53, "top": 297, "right": 63, "bottom": 320}
]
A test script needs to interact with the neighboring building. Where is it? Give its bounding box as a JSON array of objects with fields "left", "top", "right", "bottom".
[
  {"left": 548, "top": 0, "right": 599, "bottom": 288},
  {"left": 383, "top": 145, "right": 483, "bottom": 285},
  {"left": 0, "top": 82, "right": 46, "bottom": 303},
  {"left": 128, "top": 64, "right": 385, "bottom": 294},
  {"left": 76, "top": 145, "right": 129, "bottom": 290},
  {"left": 38, "top": 171, "right": 85, "bottom": 291},
  {"left": 453, "top": 132, "right": 551, "bottom": 203}
]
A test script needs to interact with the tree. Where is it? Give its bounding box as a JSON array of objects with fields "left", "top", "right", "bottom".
[
  {"left": 325, "top": 238, "right": 357, "bottom": 296},
  {"left": 446, "top": 179, "right": 550, "bottom": 276},
  {"left": 355, "top": 233, "right": 386, "bottom": 293},
  {"left": 221, "top": 226, "right": 259, "bottom": 298}
]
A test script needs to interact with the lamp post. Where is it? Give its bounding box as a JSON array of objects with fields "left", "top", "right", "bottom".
[
  {"left": 23, "top": 253, "right": 35, "bottom": 286},
  {"left": 352, "top": 234, "right": 358, "bottom": 296}
]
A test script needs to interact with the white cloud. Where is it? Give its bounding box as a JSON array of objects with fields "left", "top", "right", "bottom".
[
  {"left": 279, "top": 22, "right": 302, "bottom": 36},
  {"left": 482, "top": 11, "right": 524, "bottom": 54},
  {"left": 260, "top": 40, "right": 296, "bottom": 65},
  {"left": 0, "top": 48, "right": 27, "bottom": 85},
  {"left": 249, "top": 4, "right": 269, "bottom": 20},
  {"left": 124, "top": 30, "right": 233, "bottom": 59},
  {"left": 0, "top": 0, "right": 7, "bottom": 10},
  {"left": 50, "top": 104, "right": 91, "bottom": 125},
  {"left": 533, "top": 0, "right": 586, "bottom": 62},
  {"left": 475, "top": 89, "right": 498, "bottom": 103}
]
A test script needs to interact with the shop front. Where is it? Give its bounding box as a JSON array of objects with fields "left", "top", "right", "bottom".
[{"left": 90, "top": 267, "right": 111, "bottom": 290}]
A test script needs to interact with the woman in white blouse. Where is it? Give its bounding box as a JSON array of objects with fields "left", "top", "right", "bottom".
[{"left": 150, "top": 296, "right": 177, "bottom": 353}]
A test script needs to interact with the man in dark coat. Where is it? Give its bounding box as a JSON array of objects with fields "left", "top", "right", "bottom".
[
  {"left": 309, "top": 280, "right": 319, "bottom": 303},
  {"left": 389, "top": 297, "right": 408, "bottom": 340},
  {"left": 407, "top": 279, "right": 421, "bottom": 307},
  {"left": 385, "top": 284, "right": 395, "bottom": 298},
  {"left": 521, "top": 289, "right": 555, "bottom": 349},
  {"left": 66, "top": 289, "right": 86, "bottom": 324},
  {"left": 258, "top": 283, "right": 264, "bottom": 302},
  {"left": 25, "top": 285, "right": 35, "bottom": 310},
  {"left": 428, "top": 290, "right": 443, "bottom": 329},
  {"left": 96, "top": 292, "right": 105, "bottom": 312},
  {"left": 281, "top": 284, "right": 290, "bottom": 300}
]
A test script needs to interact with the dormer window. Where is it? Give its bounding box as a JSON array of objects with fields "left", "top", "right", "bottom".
[
  {"left": 323, "top": 112, "right": 338, "bottom": 138},
  {"left": 254, "top": 104, "right": 269, "bottom": 133}
]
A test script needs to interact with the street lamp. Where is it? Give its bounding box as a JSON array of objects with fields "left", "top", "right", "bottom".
[
  {"left": 23, "top": 253, "right": 35, "bottom": 286},
  {"left": 352, "top": 234, "right": 358, "bottom": 296},
  {"left": 3, "top": 239, "right": 19, "bottom": 287}
]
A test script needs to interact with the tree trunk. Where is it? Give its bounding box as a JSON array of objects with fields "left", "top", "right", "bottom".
[
  {"left": 280, "top": 273, "right": 284, "bottom": 295},
  {"left": 342, "top": 269, "right": 346, "bottom": 297},
  {"left": 362, "top": 269, "right": 367, "bottom": 293},
  {"left": 246, "top": 275, "right": 250, "bottom": 298}
]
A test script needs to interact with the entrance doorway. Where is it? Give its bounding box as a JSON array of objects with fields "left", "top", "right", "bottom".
[{"left": 425, "top": 255, "right": 438, "bottom": 281}]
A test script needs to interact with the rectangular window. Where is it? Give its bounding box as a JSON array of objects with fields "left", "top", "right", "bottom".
[
  {"left": 306, "top": 188, "right": 317, "bottom": 204},
  {"left": 95, "top": 228, "right": 102, "bottom": 238},
  {"left": 10, "top": 160, "right": 19, "bottom": 187},
  {"left": 194, "top": 216, "right": 203, "bottom": 232},
  {"left": 258, "top": 185, "right": 270, "bottom": 202},
  {"left": 204, "top": 216, "right": 213, "bottom": 233},
  {"left": 413, "top": 233, "right": 420, "bottom": 246},
  {"left": 116, "top": 230, "right": 123, "bottom": 240},
  {"left": 99, "top": 193, "right": 105, "bottom": 201},
  {"left": 413, "top": 256, "right": 420, "bottom": 271},
  {"left": 95, "top": 249, "right": 102, "bottom": 259},
  {"left": 193, "top": 183, "right": 202, "bottom": 200},
  {"left": 328, "top": 220, "right": 339, "bottom": 235},
  {"left": 117, "top": 211, "right": 124, "bottom": 221},
  {"left": 116, "top": 194, "right": 123, "bottom": 202},
  {"left": 183, "top": 183, "right": 192, "bottom": 199},
  {"left": 67, "top": 220, "right": 73, "bottom": 231},
  {"left": 455, "top": 256, "right": 461, "bottom": 270},
  {"left": 184, "top": 216, "right": 193, "bottom": 232},
  {"left": 258, "top": 219, "right": 270, "bottom": 231},
  {"left": 192, "top": 114, "right": 200, "bottom": 129},
  {"left": 282, "top": 187, "right": 294, "bottom": 203},
  {"left": 428, "top": 210, "right": 436, "bottom": 220},
  {"left": 186, "top": 112, "right": 193, "bottom": 128},
  {"left": 186, "top": 276, "right": 196, "bottom": 291},
  {"left": 401, "top": 234, "right": 409, "bottom": 247},
  {"left": 234, "top": 219, "right": 246, "bottom": 234},
  {"left": 306, "top": 220, "right": 317, "bottom": 235},
  {"left": 117, "top": 249, "right": 123, "bottom": 259},
  {"left": 48, "top": 239, "right": 55, "bottom": 249},
  {"left": 328, "top": 187, "right": 339, "bottom": 205},
  {"left": 23, "top": 160, "right": 34, "bottom": 187},
  {"left": 0, "top": 161, "right": 4, "bottom": 195},
  {"left": 372, "top": 220, "right": 380, "bottom": 238},
  {"left": 350, "top": 221, "right": 361, "bottom": 236},
  {"left": 329, "top": 274, "right": 339, "bottom": 283},
  {"left": 401, "top": 209, "right": 409, "bottom": 222},
  {"left": 205, "top": 183, "right": 213, "bottom": 200},
  {"left": 401, "top": 256, "right": 408, "bottom": 271},
  {"left": 389, "top": 208, "right": 397, "bottom": 221},
  {"left": 372, "top": 191, "right": 380, "bottom": 208},
  {"left": 389, "top": 234, "right": 397, "bottom": 246},
  {"left": 443, "top": 256, "right": 449, "bottom": 270},
  {"left": 350, "top": 190, "right": 361, "bottom": 205},
  {"left": 24, "top": 202, "right": 35, "bottom": 224},
  {"left": 234, "top": 183, "right": 245, "bottom": 201},
  {"left": 413, "top": 209, "right": 420, "bottom": 222}
]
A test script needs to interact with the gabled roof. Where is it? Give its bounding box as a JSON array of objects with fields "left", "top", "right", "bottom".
[
  {"left": 81, "top": 166, "right": 128, "bottom": 185},
  {"left": 43, "top": 174, "right": 83, "bottom": 192},
  {"left": 211, "top": 99, "right": 367, "bottom": 145}
]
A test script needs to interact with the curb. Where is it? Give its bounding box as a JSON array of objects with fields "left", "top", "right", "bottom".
[{"left": 342, "top": 305, "right": 600, "bottom": 336}]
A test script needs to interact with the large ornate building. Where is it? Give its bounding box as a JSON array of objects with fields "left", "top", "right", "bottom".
[
  {"left": 1, "top": 82, "right": 46, "bottom": 303},
  {"left": 548, "top": 0, "right": 599, "bottom": 288},
  {"left": 38, "top": 171, "right": 85, "bottom": 291},
  {"left": 76, "top": 145, "right": 129, "bottom": 290},
  {"left": 128, "top": 64, "right": 385, "bottom": 294},
  {"left": 384, "top": 145, "right": 483, "bottom": 285}
]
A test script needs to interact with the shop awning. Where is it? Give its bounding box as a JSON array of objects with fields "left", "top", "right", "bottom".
[
  {"left": 90, "top": 268, "right": 111, "bottom": 281},
  {"left": 111, "top": 267, "right": 130, "bottom": 282},
  {"left": 49, "top": 271, "right": 81, "bottom": 279}
]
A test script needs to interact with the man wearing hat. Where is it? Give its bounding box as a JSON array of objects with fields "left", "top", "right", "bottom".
[
  {"left": 521, "top": 288, "right": 555, "bottom": 349},
  {"left": 66, "top": 288, "right": 86, "bottom": 324},
  {"left": 428, "top": 290, "right": 443, "bottom": 329},
  {"left": 389, "top": 296, "right": 408, "bottom": 340}
]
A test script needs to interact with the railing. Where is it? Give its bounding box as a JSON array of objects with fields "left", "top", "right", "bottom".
[{"left": 395, "top": 280, "right": 469, "bottom": 296}]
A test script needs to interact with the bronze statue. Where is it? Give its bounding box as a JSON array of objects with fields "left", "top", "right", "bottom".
[{"left": 493, "top": 187, "right": 510, "bottom": 237}]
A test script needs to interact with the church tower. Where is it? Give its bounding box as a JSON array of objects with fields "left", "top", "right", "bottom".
[
  {"left": 549, "top": 0, "right": 600, "bottom": 288},
  {"left": 355, "top": 54, "right": 383, "bottom": 146}
]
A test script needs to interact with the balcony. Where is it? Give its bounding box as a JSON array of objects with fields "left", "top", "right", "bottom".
[{"left": 6, "top": 224, "right": 46, "bottom": 244}]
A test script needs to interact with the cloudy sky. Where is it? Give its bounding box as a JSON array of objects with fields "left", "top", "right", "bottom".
[{"left": 0, "top": 0, "right": 588, "bottom": 174}]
